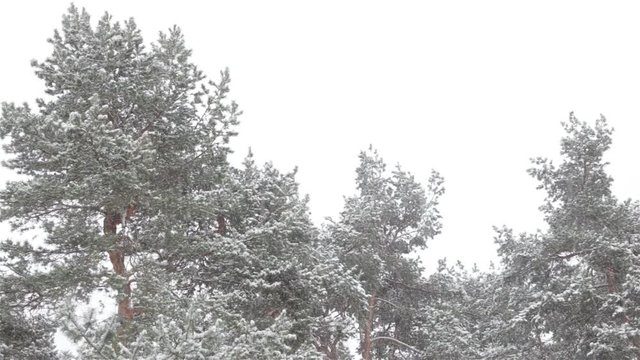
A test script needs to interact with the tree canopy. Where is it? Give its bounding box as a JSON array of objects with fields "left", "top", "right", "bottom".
[{"left": 3, "top": 5, "right": 640, "bottom": 360}]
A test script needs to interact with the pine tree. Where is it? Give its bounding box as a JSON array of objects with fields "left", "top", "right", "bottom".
[
  {"left": 0, "top": 4, "right": 238, "bottom": 351},
  {"left": 494, "top": 114, "right": 640, "bottom": 358},
  {"left": 326, "top": 147, "right": 444, "bottom": 359},
  {"left": 164, "top": 153, "right": 363, "bottom": 358},
  {"left": 0, "top": 8, "right": 365, "bottom": 358}
]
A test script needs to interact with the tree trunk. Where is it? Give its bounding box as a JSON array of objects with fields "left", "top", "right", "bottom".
[
  {"left": 606, "top": 265, "right": 616, "bottom": 293},
  {"left": 362, "top": 290, "right": 377, "bottom": 360},
  {"left": 104, "top": 209, "right": 142, "bottom": 325}
]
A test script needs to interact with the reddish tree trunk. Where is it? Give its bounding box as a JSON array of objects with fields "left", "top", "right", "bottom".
[
  {"left": 216, "top": 213, "right": 226, "bottom": 235},
  {"left": 362, "top": 290, "right": 377, "bottom": 360},
  {"left": 606, "top": 265, "right": 616, "bottom": 293},
  {"left": 105, "top": 210, "right": 142, "bottom": 322}
]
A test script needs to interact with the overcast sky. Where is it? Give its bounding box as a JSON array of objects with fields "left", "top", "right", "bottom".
[{"left": 2, "top": 1, "right": 640, "bottom": 273}]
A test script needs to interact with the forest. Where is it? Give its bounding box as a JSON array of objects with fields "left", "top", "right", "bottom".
[{"left": 2, "top": 5, "right": 640, "bottom": 360}]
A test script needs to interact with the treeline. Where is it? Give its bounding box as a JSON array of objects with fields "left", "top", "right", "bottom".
[{"left": 2, "top": 6, "right": 640, "bottom": 360}]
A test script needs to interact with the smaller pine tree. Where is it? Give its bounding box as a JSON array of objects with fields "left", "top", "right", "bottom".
[{"left": 326, "top": 147, "right": 444, "bottom": 359}]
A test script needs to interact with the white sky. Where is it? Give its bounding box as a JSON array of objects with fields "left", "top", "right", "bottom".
[{"left": 2, "top": 1, "right": 640, "bottom": 273}]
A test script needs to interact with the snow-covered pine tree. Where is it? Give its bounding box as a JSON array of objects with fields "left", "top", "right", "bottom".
[
  {"left": 0, "top": 6, "right": 365, "bottom": 358},
  {"left": 494, "top": 114, "right": 640, "bottom": 358},
  {"left": 138, "top": 152, "right": 364, "bottom": 359},
  {"left": 326, "top": 147, "right": 444, "bottom": 359},
  {"left": 0, "top": 4, "right": 238, "bottom": 350},
  {"left": 208, "top": 154, "right": 364, "bottom": 358}
]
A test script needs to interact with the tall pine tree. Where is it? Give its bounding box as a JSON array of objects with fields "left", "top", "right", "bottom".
[
  {"left": 0, "top": 3, "right": 238, "bottom": 348},
  {"left": 494, "top": 114, "right": 640, "bottom": 358}
]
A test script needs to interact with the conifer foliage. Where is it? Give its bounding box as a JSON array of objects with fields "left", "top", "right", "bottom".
[
  {"left": 0, "top": 296, "right": 58, "bottom": 359},
  {"left": 1, "top": 2, "right": 236, "bottom": 323},
  {"left": 493, "top": 115, "right": 640, "bottom": 359},
  {"left": 6, "top": 5, "right": 640, "bottom": 360},
  {"left": 326, "top": 148, "right": 445, "bottom": 359},
  {"left": 0, "top": 5, "right": 357, "bottom": 358}
]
